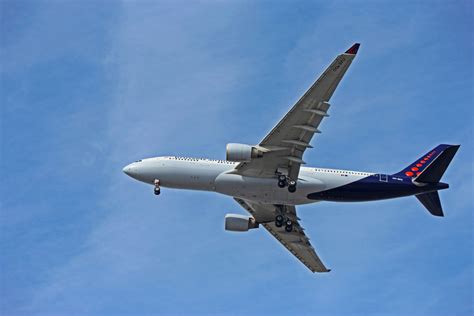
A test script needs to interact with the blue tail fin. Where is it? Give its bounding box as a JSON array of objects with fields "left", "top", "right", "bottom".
[
  {"left": 393, "top": 144, "right": 460, "bottom": 217},
  {"left": 393, "top": 144, "right": 460, "bottom": 183}
]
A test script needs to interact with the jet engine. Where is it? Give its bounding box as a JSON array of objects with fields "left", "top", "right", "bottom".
[
  {"left": 226, "top": 143, "right": 263, "bottom": 162},
  {"left": 224, "top": 214, "right": 259, "bottom": 232}
]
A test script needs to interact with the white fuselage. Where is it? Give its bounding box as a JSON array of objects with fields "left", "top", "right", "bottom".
[{"left": 123, "top": 157, "right": 374, "bottom": 205}]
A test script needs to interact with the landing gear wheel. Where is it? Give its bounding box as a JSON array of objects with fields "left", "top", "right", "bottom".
[
  {"left": 277, "top": 175, "right": 288, "bottom": 188},
  {"left": 153, "top": 179, "right": 161, "bottom": 196},
  {"left": 285, "top": 219, "right": 293, "bottom": 226},
  {"left": 288, "top": 184, "right": 296, "bottom": 193},
  {"left": 275, "top": 214, "right": 284, "bottom": 227},
  {"left": 285, "top": 224, "right": 293, "bottom": 232}
]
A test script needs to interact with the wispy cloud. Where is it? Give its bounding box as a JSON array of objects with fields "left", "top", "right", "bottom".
[{"left": 1, "top": 1, "right": 472, "bottom": 315}]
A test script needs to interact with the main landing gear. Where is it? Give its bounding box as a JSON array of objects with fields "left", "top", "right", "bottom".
[
  {"left": 154, "top": 179, "right": 161, "bottom": 196},
  {"left": 288, "top": 180, "right": 297, "bottom": 193},
  {"left": 275, "top": 214, "right": 293, "bottom": 232},
  {"left": 277, "top": 175, "right": 287, "bottom": 188},
  {"left": 277, "top": 175, "right": 297, "bottom": 193}
]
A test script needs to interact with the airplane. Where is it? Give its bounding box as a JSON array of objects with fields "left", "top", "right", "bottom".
[{"left": 123, "top": 43, "right": 460, "bottom": 273}]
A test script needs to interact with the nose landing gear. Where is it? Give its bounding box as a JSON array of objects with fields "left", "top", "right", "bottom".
[{"left": 154, "top": 179, "right": 161, "bottom": 196}]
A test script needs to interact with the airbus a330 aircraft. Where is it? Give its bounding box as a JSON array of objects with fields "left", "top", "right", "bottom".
[{"left": 123, "top": 43, "right": 459, "bottom": 273}]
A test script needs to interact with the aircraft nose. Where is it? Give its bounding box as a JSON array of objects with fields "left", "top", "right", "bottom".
[
  {"left": 122, "top": 160, "right": 151, "bottom": 183},
  {"left": 122, "top": 163, "right": 135, "bottom": 177}
]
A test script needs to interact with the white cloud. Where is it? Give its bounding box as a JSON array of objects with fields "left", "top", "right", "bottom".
[{"left": 3, "top": 1, "right": 471, "bottom": 315}]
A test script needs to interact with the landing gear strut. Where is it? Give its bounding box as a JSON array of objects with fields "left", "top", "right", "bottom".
[{"left": 154, "top": 179, "right": 161, "bottom": 196}]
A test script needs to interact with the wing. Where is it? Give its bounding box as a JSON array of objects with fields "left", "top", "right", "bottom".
[
  {"left": 235, "top": 43, "right": 360, "bottom": 180},
  {"left": 234, "top": 198, "right": 330, "bottom": 273}
]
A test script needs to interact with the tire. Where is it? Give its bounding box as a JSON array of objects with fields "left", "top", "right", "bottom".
[
  {"left": 154, "top": 188, "right": 161, "bottom": 196},
  {"left": 276, "top": 215, "right": 284, "bottom": 222},
  {"left": 286, "top": 219, "right": 293, "bottom": 226},
  {"left": 288, "top": 185, "right": 296, "bottom": 193},
  {"left": 275, "top": 220, "right": 283, "bottom": 228},
  {"left": 285, "top": 225, "right": 293, "bottom": 232},
  {"left": 278, "top": 181, "right": 286, "bottom": 188},
  {"left": 288, "top": 180, "right": 296, "bottom": 186},
  {"left": 278, "top": 175, "right": 287, "bottom": 182}
]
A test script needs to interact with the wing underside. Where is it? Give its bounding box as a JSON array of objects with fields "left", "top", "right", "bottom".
[
  {"left": 228, "top": 45, "right": 361, "bottom": 272},
  {"left": 235, "top": 44, "right": 360, "bottom": 180},
  {"left": 234, "top": 198, "right": 330, "bottom": 273}
]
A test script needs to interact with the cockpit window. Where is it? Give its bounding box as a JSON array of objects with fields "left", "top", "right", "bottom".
[{"left": 135, "top": 159, "right": 142, "bottom": 162}]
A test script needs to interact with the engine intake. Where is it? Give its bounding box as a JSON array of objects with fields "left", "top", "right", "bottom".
[
  {"left": 226, "top": 143, "right": 263, "bottom": 162},
  {"left": 225, "top": 214, "right": 259, "bottom": 232}
]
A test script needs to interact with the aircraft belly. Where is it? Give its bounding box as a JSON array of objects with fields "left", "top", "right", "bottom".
[
  {"left": 307, "top": 175, "right": 435, "bottom": 202},
  {"left": 214, "top": 173, "right": 326, "bottom": 205},
  {"left": 157, "top": 161, "right": 228, "bottom": 191}
]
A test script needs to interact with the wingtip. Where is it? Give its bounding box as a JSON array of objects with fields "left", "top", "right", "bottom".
[{"left": 345, "top": 43, "right": 360, "bottom": 55}]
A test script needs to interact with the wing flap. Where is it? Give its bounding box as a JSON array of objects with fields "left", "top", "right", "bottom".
[
  {"left": 262, "top": 221, "right": 329, "bottom": 273},
  {"left": 234, "top": 198, "right": 330, "bottom": 273},
  {"left": 235, "top": 44, "right": 359, "bottom": 179}
]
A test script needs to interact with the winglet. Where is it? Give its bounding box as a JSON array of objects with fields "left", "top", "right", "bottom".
[{"left": 345, "top": 43, "right": 360, "bottom": 55}]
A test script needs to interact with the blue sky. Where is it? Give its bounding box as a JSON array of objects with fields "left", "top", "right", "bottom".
[{"left": 1, "top": 1, "right": 472, "bottom": 315}]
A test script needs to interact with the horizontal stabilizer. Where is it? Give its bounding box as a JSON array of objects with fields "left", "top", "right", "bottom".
[{"left": 416, "top": 191, "right": 443, "bottom": 217}]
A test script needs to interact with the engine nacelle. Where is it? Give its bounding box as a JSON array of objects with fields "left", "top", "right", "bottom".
[
  {"left": 226, "top": 143, "right": 263, "bottom": 162},
  {"left": 224, "top": 214, "right": 259, "bottom": 232}
]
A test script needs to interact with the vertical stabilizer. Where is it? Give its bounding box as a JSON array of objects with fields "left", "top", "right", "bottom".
[
  {"left": 414, "top": 145, "right": 460, "bottom": 183},
  {"left": 394, "top": 144, "right": 460, "bottom": 217},
  {"left": 393, "top": 144, "right": 460, "bottom": 182}
]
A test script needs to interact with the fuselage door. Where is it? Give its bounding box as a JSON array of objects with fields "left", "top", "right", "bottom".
[{"left": 379, "top": 174, "right": 388, "bottom": 182}]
